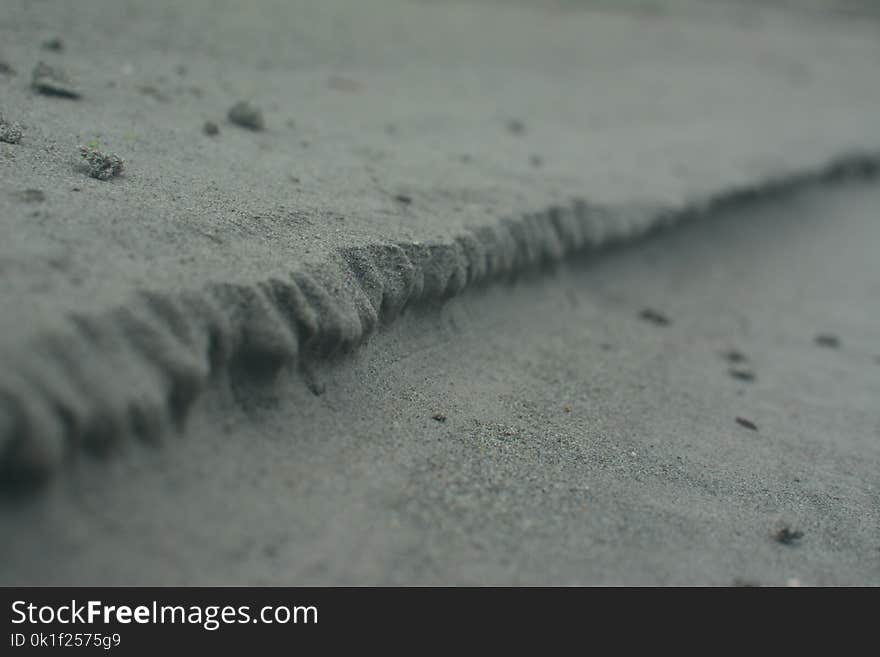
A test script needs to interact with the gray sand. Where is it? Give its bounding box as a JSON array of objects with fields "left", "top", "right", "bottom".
[
  {"left": 1, "top": 1, "right": 879, "bottom": 584},
  {"left": 3, "top": 178, "right": 878, "bottom": 585}
]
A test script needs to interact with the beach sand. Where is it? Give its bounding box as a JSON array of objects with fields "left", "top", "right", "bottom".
[{"left": 1, "top": 0, "right": 878, "bottom": 585}]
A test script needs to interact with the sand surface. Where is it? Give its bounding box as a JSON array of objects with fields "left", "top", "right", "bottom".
[{"left": 1, "top": 0, "right": 878, "bottom": 584}]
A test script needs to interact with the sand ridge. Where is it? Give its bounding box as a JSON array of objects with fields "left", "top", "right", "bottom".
[{"left": 2, "top": 152, "right": 877, "bottom": 489}]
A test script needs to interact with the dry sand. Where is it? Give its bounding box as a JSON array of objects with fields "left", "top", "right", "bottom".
[{"left": 1, "top": 0, "right": 878, "bottom": 584}]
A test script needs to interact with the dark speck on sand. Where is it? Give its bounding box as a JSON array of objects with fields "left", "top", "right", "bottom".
[
  {"left": 814, "top": 333, "right": 840, "bottom": 349},
  {"left": 735, "top": 417, "right": 758, "bottom": 431},
  {"left": 431, "top": 413, "right": 446, "bottom": 422},
  {"left": 639, "top": 308, "right": 670, "bottom": 326},
  {"left": 227, "top": 101, "right": 264, "bottom": 131},
  {"left": 395, "top": 194, "right": 412, "bottom": 205},
  {"left": 728, "top": 368, "right": 755, "bottom": 382},
  {"left": 774, "top": 526, "right": 803, "bottom": 545},
  {"left": 41, "top": 37, "right": 64, "bottom": 52},
  {"left": 723, "top": 349, "right": 748, "bottom": 364}
]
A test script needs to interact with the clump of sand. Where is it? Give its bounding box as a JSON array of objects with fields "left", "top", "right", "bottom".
[
  {"left": 0, "top": 113, "right": 23, "bottom": 144},
  {"left": 79, "top": 145, "right": 124, "bottom": 180},
  {"left": 31, "top": 61, "right": 80, "bottom": 98}
]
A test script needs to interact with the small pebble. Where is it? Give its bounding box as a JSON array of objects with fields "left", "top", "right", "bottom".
[
  {"left": 723, "top": 349, "right": 748, "bottom": 364},
  {"left": 728, "top": 368, "right": 756, "bottom": 383},
  {"left": 639, "top": 308, "right": 670, "bottom": 326},
  {"left": 41, "top": 37, "right": 64, "bottom": 52},
  {"left": 814, "top": 333, "right": 840, "bottom": 349},
  {"left": 227, "top": 101, "right": 264, "bottom": 131}
]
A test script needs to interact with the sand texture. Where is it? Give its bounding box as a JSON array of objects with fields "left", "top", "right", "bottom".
[{"left": 1, "top": 0, "right": 878, "bottom": 584}]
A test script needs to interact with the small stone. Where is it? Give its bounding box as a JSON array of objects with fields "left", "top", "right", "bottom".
[
  {"left": 723, "top": 349, "right": 748, "bottom": 364},
  {"left": 42, "top": 37, "right": 64, "bottom": 52},
  {"left": 431, "top": 413, "right": 447, "bottom": 423},
  {"left": 814, "top": 333, "right": 840, "bottom": 349},
  {"left": 78, "top": 145, "right": 124, "bottom": 180},
  {"left": 203, "top": 120, "right": 220, "bottom": 136},
  {"left": 32, "top": 61, "right": 80, "bottom": 98},
  {"left": 728, "top": 368, "right": 756, "bottom": 383},
  {"left": 227, "top": 101, "right": 264, "bottom": 131},
  {"left": 639, "top": 308, "right": 671, "bottom": 326}
]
